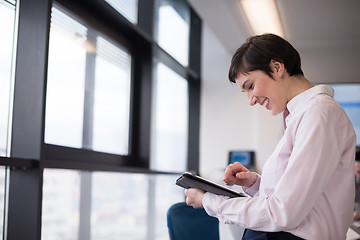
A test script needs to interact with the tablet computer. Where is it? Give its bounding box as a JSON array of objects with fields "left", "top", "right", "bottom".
[{"left": 176, "top": 172, "right": 246, "bottom": 198}]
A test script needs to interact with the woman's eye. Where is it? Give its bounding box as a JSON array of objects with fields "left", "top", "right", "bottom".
[{"left": 249, "top": 83, "right": 254, "bottom": 90}]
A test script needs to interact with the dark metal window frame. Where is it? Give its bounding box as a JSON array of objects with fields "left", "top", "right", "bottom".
[
  {"left": 41, "top": 0, "right": 201, "bottom": 173},
  {"left": 0, "top": 0, "right": 202, "bottom": 239}
]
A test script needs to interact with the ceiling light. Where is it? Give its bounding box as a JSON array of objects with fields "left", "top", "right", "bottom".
[{"left": 240, "top": 0, "right": 284, "bottom": 37}]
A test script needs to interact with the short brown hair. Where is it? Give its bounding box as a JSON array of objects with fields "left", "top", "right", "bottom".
[{"left": 228, "top": 34, "right": 304, "bottom": 83}]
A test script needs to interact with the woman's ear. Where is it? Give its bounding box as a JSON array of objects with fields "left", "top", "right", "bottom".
[{"left": 270, "top": 59, "right": 285, "bottom": 78}]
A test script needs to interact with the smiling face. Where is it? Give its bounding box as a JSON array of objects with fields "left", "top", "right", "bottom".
[{"left": 235, "top": 69, "right": 288, "bottom": 116}]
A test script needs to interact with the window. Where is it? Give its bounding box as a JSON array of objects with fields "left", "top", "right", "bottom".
[
  {"left": 91, "top": 173, "right": 184, "bottom": 240},
  {"left": 45, "top": 6, "right": 132, "bottom": 155},
  {"left": 0, "top": 1, "right": 16, "bottom": 157},
  {"left": 3, "top": 0, "right": 201, "bottom": 239},
  {"left": 91, "top": 172, "right": 148, "bottom": 239},
  {"left": 151, "top": 62, "right": 189, "bottom": 172},
  {"left": 331, "top": 84, "right": 360, "bottom": 146},
  {"left": 42, "top": 170, "right": 184, "bottom": 240},
  {"left": 45, "top": 7, "right": 87, "bottom": 148},
  {"left": 0, "top": 2, "right": 15, "bottom": 236},
  {"left": 155, "top": 0, "right": 190, "bottom": 66},
  {"left": 152, "top": 174, "right": 184, "bottom": 239},
  {"left": 92, "top": 36, "right": 131, "bottom": 155},
  {"left": 41, "top": 169, "right": 81, "bottom": 240}
]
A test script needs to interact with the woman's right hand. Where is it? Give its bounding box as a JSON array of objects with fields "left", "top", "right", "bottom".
[{"left": 223, "top": 162, "right": 257, "bottom": 187}]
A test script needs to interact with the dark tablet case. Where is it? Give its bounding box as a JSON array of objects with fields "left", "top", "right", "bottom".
[{"left": 176, "top": 172, "right": 246, "bottom": 198}]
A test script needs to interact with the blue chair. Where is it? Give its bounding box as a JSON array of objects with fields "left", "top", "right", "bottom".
[{"left": 167, "top": 202, "right": 219, "bottom": 240}]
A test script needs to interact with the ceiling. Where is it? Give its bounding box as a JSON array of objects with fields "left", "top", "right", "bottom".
[{"left": 187, "top": 0, "right": 360, "bottom": 84}]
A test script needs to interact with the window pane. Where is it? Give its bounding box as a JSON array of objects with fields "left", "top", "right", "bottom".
[
  {"left": 0, "top": 167, "right": 6, "bottom": 239},
  {"left": 0, "top": 1, "right": 16, "bottom": 157},
  {"left": 45, "top": 7, "right": 131, "bottom": 155},
  {"left": 151, "top": 63, "right": 188, "bottom": 172},
  {"left": 42, "top": 169, "right": 81, "bottom": 240},
  {"left": 153, "top": 174, "right": 184, "bottom": 240},
  {"left": 91, "top": 172, "right": 148, "bottom": 239},
  {"left": 45, "top": 7, "right": 87, "bottom": 148},
  {"left": 92, "top": 36, "right": 131, "bottom": 155},
  {"left": 105, "top": 0, "right": 138, "bottom": 24},
  {"left": 42, "top": 170, "right": 184, "bottom": 239},
  {"left": 331, "top": 84, "right": 360, "bottom": 146},
  {"left": 155, "top": 0, "right": 190, "bottom": 66},
  {"left": 91, "top": 172, "right": 184, "bottom": 240}
]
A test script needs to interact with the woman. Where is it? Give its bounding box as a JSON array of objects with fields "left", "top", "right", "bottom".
[{"left": 185, "top": 34, "right": 356, "bottom": 239}]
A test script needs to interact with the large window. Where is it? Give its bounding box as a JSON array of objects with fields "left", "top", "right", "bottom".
[
  {"left": 41, "top": 1, "right": 200, "bottom": 239},
  {"left": 0, "top": 1, "right": 16, "bottom": 157},
  {"left": 0, "top": 0, "right": 201, "bottom": 239},
  {"left": 45, "top": 6, "right": 132, "bottom": 155}
]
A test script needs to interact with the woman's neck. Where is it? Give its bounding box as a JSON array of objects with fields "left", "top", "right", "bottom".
[{"left": 284, "top": 75, "right": 314, "bottom": 102}]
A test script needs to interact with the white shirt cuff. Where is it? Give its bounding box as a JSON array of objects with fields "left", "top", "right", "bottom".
[{"left": 242, "top": 173, "right": 261, "bottom": 197}]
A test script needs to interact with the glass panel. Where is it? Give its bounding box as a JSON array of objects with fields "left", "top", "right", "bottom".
[
  {"left": 41, "top": 169, "right": 81, "bottom": 240},
  {"left": 105, "top": 0, "right": 138, "bottom": 24},
  {"left": 151, "top": 62, "right": 188, "bottom": 172},
  {"left": 91, "top": 172, "right": 148, "bottom": 239},
  {"left": 0, "top": 1, "right": 16, "bottom": 157},
  {"left": 331, "top": 84, "right": 360, "bottom": 146},
  {"left": 0, "top": 167, "right": 6, "bottom": 239},
  {"left": 92, "top": 36, "right": 131, "bottom": 155},
  {"left": 153, "top": 174, "right": 184, "bottom": 240},
  {"left": 42, "top": 169, "right": 184, "bottom": 239},
  {"left": 91, "top": 172, "right": 184, "bottom": 240},
  {"left": 155, "top": 0, "right": 190, "bottom": 66},
  {"left": 45, "top": 7, "right": 87, "bottom": 148},
  {"left": 45, "top": 7, "right": 132, "bottom": 155}
]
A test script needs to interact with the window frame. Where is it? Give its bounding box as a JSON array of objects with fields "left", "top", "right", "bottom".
[{"left": 41, "top": 0, "right": 201, "bottom": 173}]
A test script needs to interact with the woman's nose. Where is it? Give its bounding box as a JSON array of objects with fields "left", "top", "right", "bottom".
[{"left": 247, "top": 92, "right": 258, "bottom": 106}]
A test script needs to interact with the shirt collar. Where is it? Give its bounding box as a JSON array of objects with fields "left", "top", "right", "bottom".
[{"left": 286, "top": 84, "right": 334, "bottom": 115}]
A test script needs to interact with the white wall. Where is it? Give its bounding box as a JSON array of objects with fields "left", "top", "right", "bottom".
[
  {"left": 298, "top": 44, "right": 360, "bottom": 84},
  {"left": 199, "top": 24, "right": 283, "bottom": 177}
]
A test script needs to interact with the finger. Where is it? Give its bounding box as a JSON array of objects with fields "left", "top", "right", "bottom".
[
  {"left": 223, "top": 166, "right": 238, "bottom": 185},
  {"left": 223, "top": 175, "right": 237, "bottom": 185},
  {"left": 235, "top": 171, "right": 252, "bottom": 179},
  {"left": 224, "top": 163, "right": 248, "bottom": 182},
  {"left": 224, "top": 162, "right": 248, "bottom": 177}
]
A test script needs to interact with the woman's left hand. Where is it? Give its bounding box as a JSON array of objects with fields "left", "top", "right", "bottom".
[{"left": 185, "top": 188, "right": 205, "bottom": 208}]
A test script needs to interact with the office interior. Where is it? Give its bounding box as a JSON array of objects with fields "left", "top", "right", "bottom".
[{"left": 0, "top": 0, "right": 359, "bottom": 239}]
